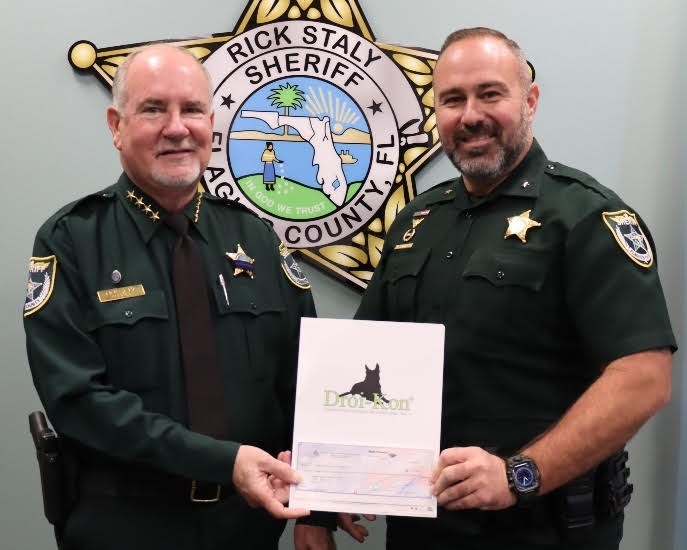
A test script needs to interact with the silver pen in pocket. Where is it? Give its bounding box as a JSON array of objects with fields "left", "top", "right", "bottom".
[{"left": 218, "top": 273, "right": 230, "bottom": 306}]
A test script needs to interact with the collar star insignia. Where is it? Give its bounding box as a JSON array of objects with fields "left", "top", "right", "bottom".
[
  {"left": 126, "top": 188, "right": 160, "bottom": 222},
  {"left": 504, "top": 210, "right": 541, "bottom": 243},
  {"left": 226, "top": 244, "right": 255, "bottom": 278}
]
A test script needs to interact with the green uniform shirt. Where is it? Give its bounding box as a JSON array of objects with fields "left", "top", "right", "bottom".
[
  {"left": 356, "top": 140, "right": 676, "bottom": 544},
  {"left": 24, "top": 173, "right": 315, "bottom": 487}
]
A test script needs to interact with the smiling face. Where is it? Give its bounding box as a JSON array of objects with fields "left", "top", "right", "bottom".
[
  {"left": 107, "top": 46, "right": 214, "bottom": 203},
  {"left": 433, "top": 36, "right": 539, "bottom": 194}
]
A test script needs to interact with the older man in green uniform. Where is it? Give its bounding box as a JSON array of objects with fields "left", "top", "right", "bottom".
[
  {"left": 355, "top": 28, "right": 675, "bottom": 549},
  {"left": 23, "top": 44, "right": 324, "bottom": 549}
]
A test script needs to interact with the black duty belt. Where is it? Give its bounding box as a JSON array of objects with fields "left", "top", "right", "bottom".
[{"left": 79, "top": 467, "right": 233, "bottom": 504}]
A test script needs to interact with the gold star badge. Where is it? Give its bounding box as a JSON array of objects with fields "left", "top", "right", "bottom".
[
  {"left": 504, "top": 210, "right": 541, "bottom": 243},
  {"left": 225, "top": 244, "right": 255, "bottom": 278}
]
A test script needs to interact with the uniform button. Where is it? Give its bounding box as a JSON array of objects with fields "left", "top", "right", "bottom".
[
  {"left": 547, "top": 163, "right": 555, "bottom": 170},
  {"left": 522, "top": 180, "right": 530, "bottom": 188},
  {"left": 445, "top": 251, "right": 454, "bottom": 259},
  {"left": 124, "top": 310, "right": 133, "bottom": 318},
  {"left": 463, "top": 211, "right": 472, "bottom": 219},
  {"left": 496, "top": 270, "right": 505, "bottom": 280},
  {"left": 250, "top": 302, "right": 257, "bottom": 310}
]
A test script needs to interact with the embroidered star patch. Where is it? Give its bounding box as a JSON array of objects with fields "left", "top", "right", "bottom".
[
  {"left": 504, "top": 210, "right": 541, "bottom": 244},
  {"left": 24, "top": 255, "right": 57, "bottom": 317},
  {"left": 602, "top": 210, "right": 653, "bottom": 268},
  {"left": 226, "top": 244, "right": 255, "bottom": 278}
]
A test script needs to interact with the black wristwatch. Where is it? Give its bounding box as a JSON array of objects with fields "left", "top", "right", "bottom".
[{"left": 505, "top": 454, "right": 541, "bottom": 505}]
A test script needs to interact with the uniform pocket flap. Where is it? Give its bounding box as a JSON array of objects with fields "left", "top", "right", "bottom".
[
  {"left": 463, "top": 249, "right": 550, "bottom": 291},
  {"left": 386, "top": 247, "right": 431, "bottom": 283},
  {"left": 213, "top": 282, "right": 286, "bottom": 316},
  {"left": 87, "top": 289, "right": 169, "bottom": 329}
]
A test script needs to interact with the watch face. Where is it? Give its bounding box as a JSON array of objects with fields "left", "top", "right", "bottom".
[{"left": 513, "top": 463, "right": 536, "bottom": 490}]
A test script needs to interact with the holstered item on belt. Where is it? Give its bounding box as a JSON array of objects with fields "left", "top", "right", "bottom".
[
  {"left": 595, "top": 448, "right": 633, "bottom": 519},
  {"left": 558, "top": 447, "right": 632, "bottom": 542},
  {"left": 28, "top": 411, "right": 76, "bottom": 527},
  {"left": 557, "top": 469, "right": 596, "bottom": 542}
]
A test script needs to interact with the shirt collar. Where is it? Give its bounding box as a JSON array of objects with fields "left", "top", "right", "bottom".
[
  {"left": 454, "top": 139, "right": 549, "bottom": 209},
  {"left": 115, "top": 173, "right": 209, "bottom": 244}
]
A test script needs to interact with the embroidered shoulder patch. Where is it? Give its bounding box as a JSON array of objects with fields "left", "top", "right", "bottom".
[
  {"left": 24, "top": 255, "right": 58, "bottom": 316},
  {"left": 279, "top": 243, "right": 310, "bottom": 289},
  {"left": 601, "top": 210, "right": 653, "bottom": 268}
]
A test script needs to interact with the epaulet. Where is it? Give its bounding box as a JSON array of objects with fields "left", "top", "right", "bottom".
[
  {"left": 45, "top": 186, "right": 117, "bottom": 224},
  {"left": 544, "top": 161, "right": 614, "bottom": 200},
  {"left": 203, "top": 192, "right": 274, "bottom": 230},
  {"left": 204, "top": 193, "right": 260, "bottom": 216},
  {"left": 414, "top": 177, "right": 459, "bottom": 207}
]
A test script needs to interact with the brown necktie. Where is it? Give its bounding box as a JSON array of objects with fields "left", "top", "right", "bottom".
[{"left": 166, "top": 213, "right": 229, "bottom": 440}]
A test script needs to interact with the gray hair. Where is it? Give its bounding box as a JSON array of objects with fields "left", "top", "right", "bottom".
[
  {"left": 439, "top": 27, "right": 533, "bottom": 89},
  {"left": 111, "top": 43, "right": 214, "bottom": 112}
]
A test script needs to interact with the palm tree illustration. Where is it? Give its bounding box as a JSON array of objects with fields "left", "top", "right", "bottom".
[{"left": 267, "top": 83, "right": 306, "bottom": 136}]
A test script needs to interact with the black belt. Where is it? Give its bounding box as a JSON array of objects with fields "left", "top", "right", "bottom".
[{"left": 79, "top": 467, "right": 233, "bottom": 504}]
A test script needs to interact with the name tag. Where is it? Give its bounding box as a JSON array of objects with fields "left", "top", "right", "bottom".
[{"left": 97, "top": 284, "right": 146, "bottom": 303}]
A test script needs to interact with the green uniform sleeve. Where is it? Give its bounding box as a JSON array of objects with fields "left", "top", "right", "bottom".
[
  {"left": 564, "top": 208, "right": 676, "bottom": 363},
  {"left": 24, "top": 216, "right": 239, "bottom": 486}
]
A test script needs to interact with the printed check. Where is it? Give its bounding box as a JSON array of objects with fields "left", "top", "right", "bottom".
[{"left": 289, "top": 318, "right": 444, "bottom": 517}]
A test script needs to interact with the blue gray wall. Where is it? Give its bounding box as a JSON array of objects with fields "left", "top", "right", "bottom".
[{"left": 1, "top": 1, "right": 684, "bottom": 549}]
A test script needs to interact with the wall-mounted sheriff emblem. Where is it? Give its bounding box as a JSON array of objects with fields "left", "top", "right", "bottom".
[{"left": 68, "top": 0, "right": 441, "bottom": 290}]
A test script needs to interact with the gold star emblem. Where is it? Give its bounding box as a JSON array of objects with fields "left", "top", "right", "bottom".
[
  {"left": 504, "top": 210, "right": 541, "bottom": 243},
  {"left": 225, "top": 244, "right": 255, "bottom": 278},
  {"left": 126, "top": 190, "right": 136, "bottom": 200},
  {"left": 150, "top": 211, "right": 160, "bottom": 222}
]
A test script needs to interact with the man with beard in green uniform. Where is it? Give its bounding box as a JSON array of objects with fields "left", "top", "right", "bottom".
[
  {"left": 354, "top": 27, "right": 675, "bottom": 550},
  {"left": 23, "top": 44, "right": 326, "bottom": 549}
]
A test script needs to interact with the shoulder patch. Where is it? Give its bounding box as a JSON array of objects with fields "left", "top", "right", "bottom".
[
  {"left": 24, "top": 255, "right": 57, "bottom": 316},
  {"left": 601, "top": 210, "right": 654, "bottom": 268},
  {"left": 279, "top": 243, "right": 311, "bottom": 289}
]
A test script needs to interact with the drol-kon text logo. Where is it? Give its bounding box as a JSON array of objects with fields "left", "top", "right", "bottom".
[{"left": 324, "top": 363, "right": 410, "bottom": 411}]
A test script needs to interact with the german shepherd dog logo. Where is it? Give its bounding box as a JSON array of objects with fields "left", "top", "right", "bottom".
[{"left": 339, "top": 364, "right": 389, "bottom": 403}]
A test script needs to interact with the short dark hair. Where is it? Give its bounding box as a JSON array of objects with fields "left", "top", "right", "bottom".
[{"left": 439, "top": 27, "right": 534, "bottom": 85}]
